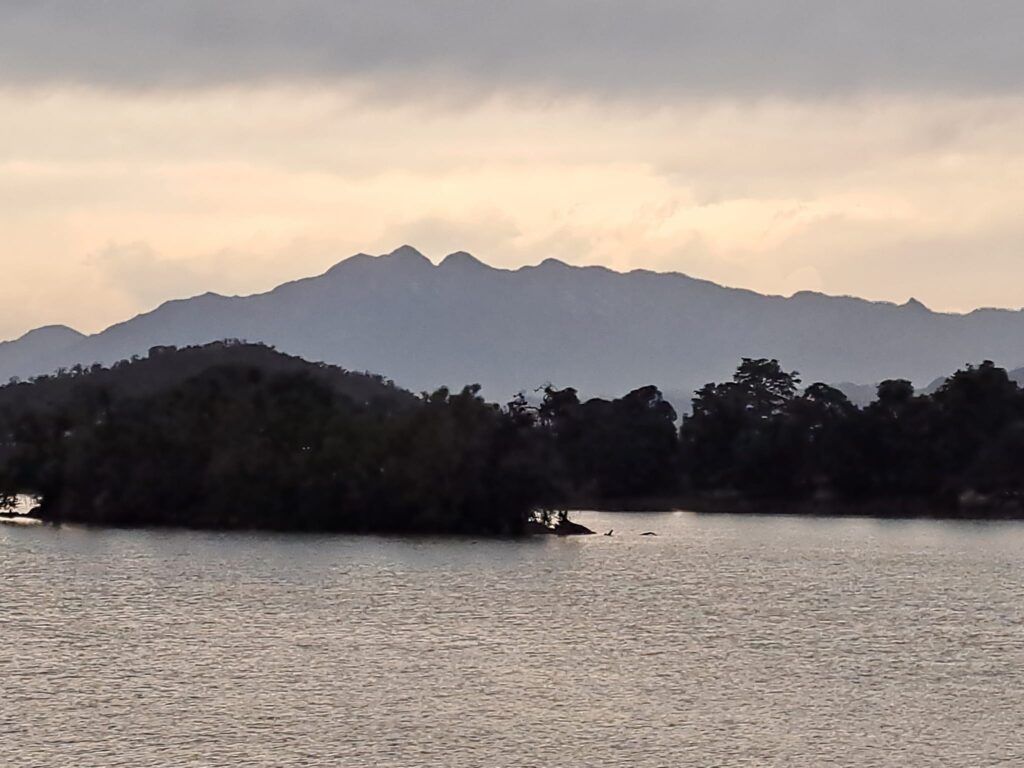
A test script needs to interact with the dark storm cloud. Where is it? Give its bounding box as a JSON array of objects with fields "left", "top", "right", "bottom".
[{"left": 1, "top": 1, "right": 1023, "bottom": 98}]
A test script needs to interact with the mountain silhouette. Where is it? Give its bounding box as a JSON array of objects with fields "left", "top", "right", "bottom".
[{"left": 4, "top": 245, "right": 1024, "bottom": 405}]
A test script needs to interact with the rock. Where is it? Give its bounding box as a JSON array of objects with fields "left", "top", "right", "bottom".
[{"left": 554, "top": 518, "right": 595, "bottom": 536}]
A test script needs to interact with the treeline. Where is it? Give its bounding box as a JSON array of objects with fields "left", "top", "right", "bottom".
[
  {"left": 2, "top": 343, "right": 1024, "bottom": 535},
  {"left": 0, "top": 343, "right": 548, "bottom": 535},
  {"left": 537, "top": 358, "right": 1024, "bottom": 516}
]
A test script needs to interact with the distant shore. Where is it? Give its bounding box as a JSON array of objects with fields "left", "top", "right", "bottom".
[
  {"left": 8, "top": 497, "right": 1024, "bottom": 539},
  {"left": 567, "top": 494, "right": 1024, "bottom": 520}
]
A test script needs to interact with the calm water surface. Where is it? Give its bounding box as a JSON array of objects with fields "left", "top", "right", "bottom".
[{"left": 3, "top": 511, "right": 1024, "bottom": 767}]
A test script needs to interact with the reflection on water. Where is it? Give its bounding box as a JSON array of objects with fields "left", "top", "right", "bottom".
[{"left": 3, "top": 511, "right": 1024, "bottom": 767}]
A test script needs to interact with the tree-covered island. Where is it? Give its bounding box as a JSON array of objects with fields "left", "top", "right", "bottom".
[{"left": 2, "top": 341, "right": 1024, "bottom": 534}]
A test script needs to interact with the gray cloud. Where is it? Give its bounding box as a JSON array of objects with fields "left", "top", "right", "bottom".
[{"left": 1, "top": 1, "right": 1023, "bottom": 98}]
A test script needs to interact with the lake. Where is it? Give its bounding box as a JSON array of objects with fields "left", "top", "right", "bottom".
[{"left": 3, "top": 511, "right": 1024, "bottom": 767}]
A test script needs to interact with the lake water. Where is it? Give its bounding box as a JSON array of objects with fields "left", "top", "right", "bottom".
[{"left": 3, "top": 511, "right": 1024, "bottom": 767}]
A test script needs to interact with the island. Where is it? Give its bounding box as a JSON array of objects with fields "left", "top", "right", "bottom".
[{"left": 1, "top": 342, "right": 1023, "bottom": 535}]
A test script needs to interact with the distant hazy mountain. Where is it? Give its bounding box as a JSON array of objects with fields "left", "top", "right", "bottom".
[
  {"left": 3, "top": 245, "right": 1024, "bottom": 408},
  {"left": 0, "top": 324, "right": 87, "bottom": 383}
]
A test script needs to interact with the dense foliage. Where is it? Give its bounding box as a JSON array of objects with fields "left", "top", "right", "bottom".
[
  {"left": 3, "top": 343, "right": 1024, "bottom": 532},
  {"left": 0, "top": 343, "right": 548, "bottom": 534},
  {"left": 676, "top": 358, "right": 1024, "bottom": 514},
  {"left": 523, "top": 357, "right": 1024, "bottom": 517}
]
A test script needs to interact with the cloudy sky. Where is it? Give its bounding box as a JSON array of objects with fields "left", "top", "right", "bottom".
[{"left": 3, "top": 1, "right": 1024, "bottom": 338}]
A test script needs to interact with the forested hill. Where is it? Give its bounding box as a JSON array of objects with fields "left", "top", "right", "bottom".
[
  {"left": 0, "top": 341, "right": 416, "bottom": 414},
  {"left": 0, "top": 343, "right": 549, "bottom": 534}
]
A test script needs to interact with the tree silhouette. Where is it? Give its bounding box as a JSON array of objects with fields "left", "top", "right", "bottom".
[{"left": 3, "top": 347, "right": 1024, "bottom": 529}]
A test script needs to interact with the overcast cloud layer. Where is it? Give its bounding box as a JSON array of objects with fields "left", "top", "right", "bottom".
[
  {"left": 2, "top": 2, "right": 1024, "bottom": 340},
  {"left": 2, "top": 1, "right": 1024, "bottom": 97}
]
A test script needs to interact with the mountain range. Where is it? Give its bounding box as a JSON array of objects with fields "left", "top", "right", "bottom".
[{"left": 4, "top": 245, "right": 1024, "bottom": 408}]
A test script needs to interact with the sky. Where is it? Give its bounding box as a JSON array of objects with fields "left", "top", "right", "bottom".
[{"left": 3, "top": 1, "right": 1024, "bottom": 339}]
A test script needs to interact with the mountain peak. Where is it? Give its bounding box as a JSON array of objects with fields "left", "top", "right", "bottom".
[
  {"left": 13, "top": 324, "right": 85, "bottom": 344},
  {"left": 903, "top": 297, "right": 930, "bottom": 312},
  {"left": 383, "top": 244, "right": 430, "bottom": 265},
  {"left": 440, "top": 251, "right": 488, "bottom": 270},
  {"left": 537, "top": 257, "right": 571, "bottom": 269}
]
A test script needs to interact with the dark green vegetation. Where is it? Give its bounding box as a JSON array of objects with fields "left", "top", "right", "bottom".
[
  {"left": 679, "top": 358, "right": 1024, "bottom": 516},
  {"left": 2, "top": 343, "right": 1024, "bottom": 534},
  {"left": 540, "top": 358, "right": 1024, "bottom": 517},
  {"left": 521, "top": 356, "right": 1024, "bottom": 519},
  {"left": 0, "top": 343, "right": 547, "bottom": 535}
]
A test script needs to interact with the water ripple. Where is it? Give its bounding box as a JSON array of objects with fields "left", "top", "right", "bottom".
[{"left": 3, "top": 512, "right": 1024, "bottom": 766}]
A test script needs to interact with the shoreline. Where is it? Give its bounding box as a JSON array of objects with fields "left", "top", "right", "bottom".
[
  {"left": 564, "top": 495, "right": 1024, "bottom": 521},
  {"left": 9, "top": 497, "right": 1024, "bottom": 538}
]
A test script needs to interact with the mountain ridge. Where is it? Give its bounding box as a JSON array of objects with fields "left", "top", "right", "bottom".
[{"left": 4, "top": 245, "right": 1024, "bottom": 405}]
